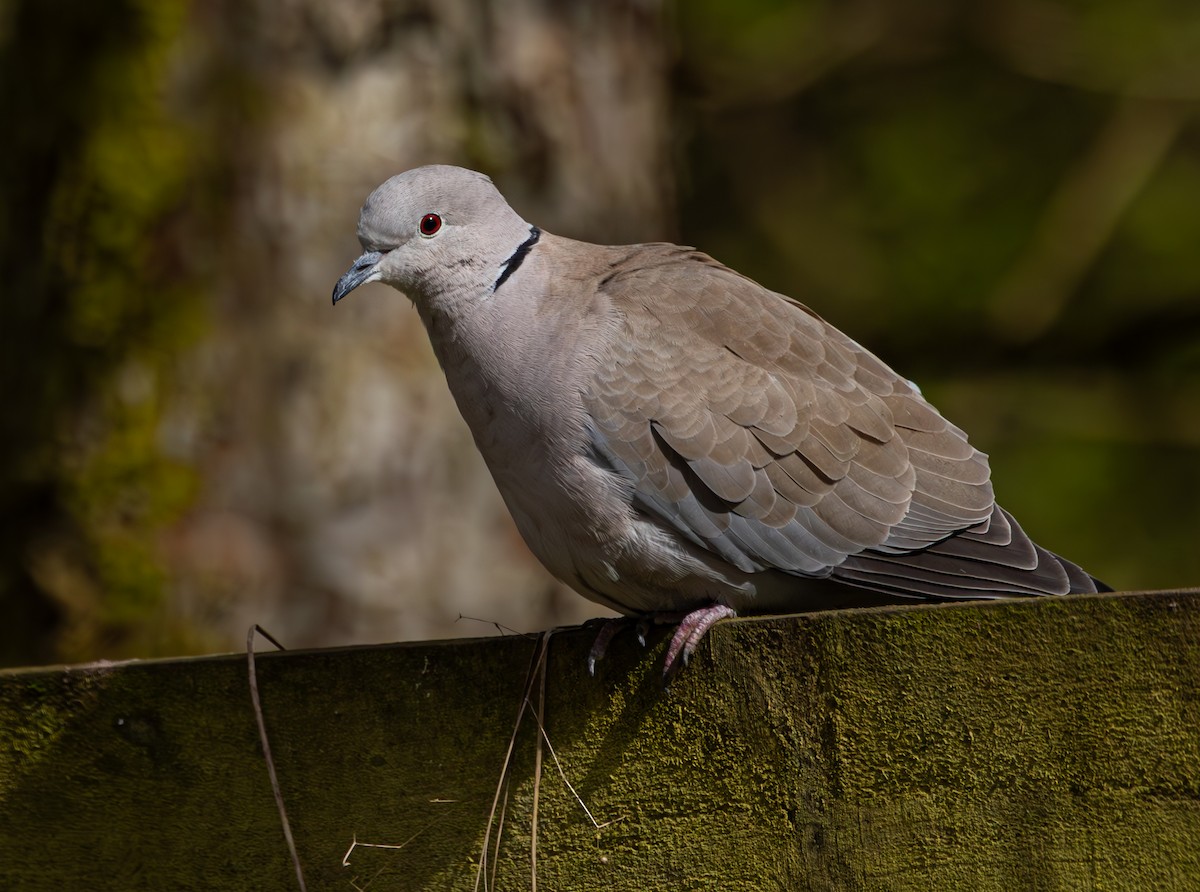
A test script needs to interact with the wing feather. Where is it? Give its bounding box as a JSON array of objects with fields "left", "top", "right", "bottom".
[{"left": 582, "top": 244, "right": 1094, "bottom": 598}]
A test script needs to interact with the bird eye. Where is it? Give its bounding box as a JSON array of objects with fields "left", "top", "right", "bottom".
[{"left": 419, "top": 213, "right": 442, "bottom": 236}]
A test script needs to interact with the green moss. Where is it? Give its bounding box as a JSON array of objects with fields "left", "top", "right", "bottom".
[
  {"left": 0, "top": 594, "right": 1197, "bottom": 889},
  {"left": 0, "top": 671, "right": 105, "bottom": 785}
]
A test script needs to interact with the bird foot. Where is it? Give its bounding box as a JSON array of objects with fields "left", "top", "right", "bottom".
[
  {"left": 662, "top": 604, "right": 736, "bottom": 679},
  {"left": 586, "top": 605, "right": 736, "bottom": 679},
  {"left": 586, "top": 613, "right": 670, "bottom": 674},
  {"left": 587, "top": 617, "right": 632, "bottom": 675}
]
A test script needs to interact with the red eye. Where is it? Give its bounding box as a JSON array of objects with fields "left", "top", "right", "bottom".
[{"left": 419, "top": 213, "right": 442, "bottom": 236}]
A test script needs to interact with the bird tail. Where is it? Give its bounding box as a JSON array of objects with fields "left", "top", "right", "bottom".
[{"left": 831, "top": 505, "right": 1106, "bottom": 600}]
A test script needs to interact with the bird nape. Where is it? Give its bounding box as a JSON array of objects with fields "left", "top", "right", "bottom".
[{"left": 332, "top": 165, "right": 1107, "bottom": 678}]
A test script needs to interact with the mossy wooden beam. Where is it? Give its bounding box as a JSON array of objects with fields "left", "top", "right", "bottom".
[{"left": 1, "top": 590, "right": 1198, "bottom": 890}]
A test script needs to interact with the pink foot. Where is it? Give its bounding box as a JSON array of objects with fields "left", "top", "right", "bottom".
[
  {"left": 663, "top": 604, "right": 736, "bottom": 679},
  {"left": 587, "top": 618, "right": 631, "bottom": 675},
  {"left": 587, "top": 604, "right": 737, "bottom": 678}
]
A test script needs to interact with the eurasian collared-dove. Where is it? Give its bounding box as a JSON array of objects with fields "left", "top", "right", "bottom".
[{"left": 333, "top": 165, "right": 1107, "bottom": 674}]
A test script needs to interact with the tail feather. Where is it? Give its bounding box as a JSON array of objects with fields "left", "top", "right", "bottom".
[{"left": 832, "top": 506, "right": 1104, "bottom": 599}]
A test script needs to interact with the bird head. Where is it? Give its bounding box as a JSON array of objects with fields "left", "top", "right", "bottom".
[{"left": 332, "top": 165, "right": 533, "bottom": 306}]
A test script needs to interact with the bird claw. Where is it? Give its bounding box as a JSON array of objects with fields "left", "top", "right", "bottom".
[
  {"left": 662, "top": 604, "right": 736, "bottom": 680},
  {"left": 586, "top": 605, "right": 736, "bottom": 679},
  {"left": 587, "top": 617, "right": 628, "bottom": 675}
]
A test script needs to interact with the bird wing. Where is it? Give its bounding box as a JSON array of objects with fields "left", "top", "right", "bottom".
[{"left": 582, "top": 245, "right": 999, "bottom": 592}]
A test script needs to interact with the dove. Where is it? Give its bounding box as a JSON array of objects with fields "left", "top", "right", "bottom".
[{"left": 332, "top": 165, "right": 1107, "bottom": 676}]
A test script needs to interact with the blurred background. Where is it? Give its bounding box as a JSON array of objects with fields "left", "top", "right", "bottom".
[{"left": 1, "top": 0, "right": 1198, "bottom": 668}]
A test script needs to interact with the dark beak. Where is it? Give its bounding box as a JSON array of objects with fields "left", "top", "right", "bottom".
[{"left": 332, "top": 251, "right": 384, "bottom": 305}]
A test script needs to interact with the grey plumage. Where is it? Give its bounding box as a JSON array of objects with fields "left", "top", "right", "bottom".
[{"left": 333, "top": 165, "right": 1105, "bottom": 672}]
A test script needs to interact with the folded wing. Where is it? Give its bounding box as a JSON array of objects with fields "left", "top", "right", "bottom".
[{"left": 584, "top": 245, "right": 1097, "bottom": 599}]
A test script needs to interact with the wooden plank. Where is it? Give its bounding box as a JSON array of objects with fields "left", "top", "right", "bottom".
[{"left": 1, "top": 590, "right": 1197, "bottom": 890}]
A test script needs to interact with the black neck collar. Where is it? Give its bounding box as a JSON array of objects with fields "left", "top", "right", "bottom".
[{"left": 493, "top": 226, "right": 541, "bottom": 292}]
